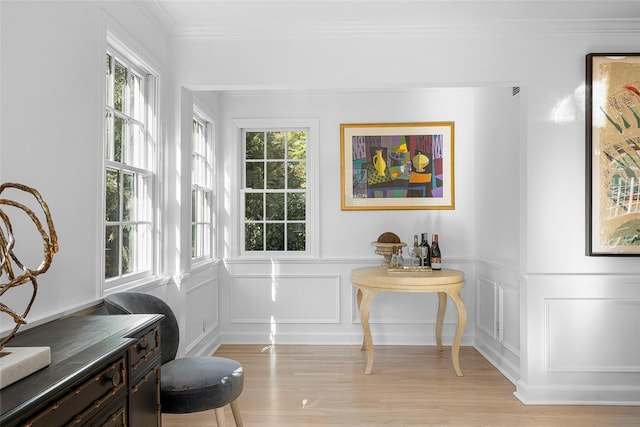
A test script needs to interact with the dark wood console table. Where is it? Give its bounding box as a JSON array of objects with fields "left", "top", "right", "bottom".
[{"left": 0, "top": 314, "right": 163, "bottom": 427}]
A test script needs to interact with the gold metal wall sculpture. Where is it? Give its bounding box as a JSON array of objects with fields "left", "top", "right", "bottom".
[{"left": 0, "top": 183, "right": 58, "bottom": 351}]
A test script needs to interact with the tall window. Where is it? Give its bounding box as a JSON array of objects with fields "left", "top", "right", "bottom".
[
  {"left": 242, "top": 129, "right": 308, "bottom": 254},
  {"left": 104, "top": 44, "right": 157, "bottom": 286},
  {"left": 192, "top": 113, "right": 214, "bottom": 261}
]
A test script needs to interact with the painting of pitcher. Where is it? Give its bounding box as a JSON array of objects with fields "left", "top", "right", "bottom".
[
  {"left": 340, "top": 122, "right": 455, "bottom": 210},
  {"left": 373, "top": 149, "right": 387, "bottom": 176}
]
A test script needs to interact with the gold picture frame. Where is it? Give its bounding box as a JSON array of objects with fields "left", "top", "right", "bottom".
[{"left": 340, "top": 122, "right": 454, "bottom": 210}]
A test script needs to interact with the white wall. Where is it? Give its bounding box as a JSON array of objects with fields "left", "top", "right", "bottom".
[
  {"left": 473, "top": 87, "right": 522, "bottom": 382},
  {"left": 2, "top": 0, "right": 640, "bottom": 405},
  {"left": 218, "top": 88, "right": 477, "bottom": 258},
  {"left": 211, "top": 88, "right": 479, "bottom": 346},
  {"left": 0, "top": 1, "right": 175, "bottom": 324}
]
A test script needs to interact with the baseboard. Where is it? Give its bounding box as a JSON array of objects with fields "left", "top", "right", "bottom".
[
  {"left": 514, "top": 381, "right": 640, "bottom": 405},
  {"left": 473, "top": 339, "right": 520, "bottom": 385},
  {"left": 219, "top": 331, "right": 475, "bottom": 347}
]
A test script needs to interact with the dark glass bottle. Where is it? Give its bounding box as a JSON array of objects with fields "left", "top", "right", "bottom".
[
  {"left": 419, "top": 233, "right": 430, "bottom": 267},
  {"left": 431, "top": 234, "right": 442, "bottom": 270}
]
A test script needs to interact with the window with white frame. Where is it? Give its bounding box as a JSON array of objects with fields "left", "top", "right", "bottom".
[
  {"left": 192, "top": 113, "right": 214, "bottom": 261},
  {"left": 241, "top": 127, "right": 311, "bottom": 254},
  {"left": 104, "top": 41, "right": 158, "bottom": 287}
]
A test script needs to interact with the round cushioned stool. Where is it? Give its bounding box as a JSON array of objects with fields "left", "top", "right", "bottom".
[
  {"left": 161, "top": 357, "right": 243, "bottom": 413},
  {"left": 104, "top": 291, "right": 244, "bottom": 427}
]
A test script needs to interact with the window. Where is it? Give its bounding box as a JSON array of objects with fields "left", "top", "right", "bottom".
[
  {"left": 192, "top": 113, "right": 214, "bottom": 261},
  {"left": 104, "top": 42, "right": 157, "bottom": 287},
  {"left": 242, "top": 128, "right": 310, "bottom": 254}
]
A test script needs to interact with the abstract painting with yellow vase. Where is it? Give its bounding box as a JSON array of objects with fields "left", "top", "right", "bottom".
[{"left": 341, "top": 122, "right": 454, "bottom": 210}]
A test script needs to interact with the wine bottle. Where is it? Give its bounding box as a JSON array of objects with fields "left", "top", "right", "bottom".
[
  {"left": 412, "top": 234, "right": 421, "bottom": 267},
  {"left": 431, "top": 234, "right": 442, "bottom": 270},
  {"left": 419, "top": 233, "right": 430, "bottom": 267}
]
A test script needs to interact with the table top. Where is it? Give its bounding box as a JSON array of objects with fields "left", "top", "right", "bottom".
[{"left": 350, "top": 266, "right": 464, "bottom": 291}]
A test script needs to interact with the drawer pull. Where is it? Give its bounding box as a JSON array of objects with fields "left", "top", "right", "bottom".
[
  {"left": 131, "top": 345, "right": 159, "bottom": 372},
  {"left": 111, "top": 371, "right": 122, "bottom": 387}
]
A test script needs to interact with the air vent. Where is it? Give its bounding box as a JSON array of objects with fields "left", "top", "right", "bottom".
[{"left": 512, "top": 86, "right": 520, "bottom": 96}]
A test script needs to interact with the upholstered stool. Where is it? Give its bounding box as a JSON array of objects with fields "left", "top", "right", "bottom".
[{"left": 104, "top": 291, "right": 244, "bottom": 426}]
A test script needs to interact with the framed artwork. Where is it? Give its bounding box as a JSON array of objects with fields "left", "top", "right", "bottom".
[
  {"left": 340, "top": 122, "right": 454, "bottom": 210},
  {"left": 586, "top": 53, "right": 640, "bottom": 255}
]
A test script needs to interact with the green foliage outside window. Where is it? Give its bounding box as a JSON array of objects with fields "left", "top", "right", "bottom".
[
  {"left": 104, "top": 52, "right": 153, "bottom": 280},
  {"left": 244, "top": 130, "right": 307, "bottom": 252}
]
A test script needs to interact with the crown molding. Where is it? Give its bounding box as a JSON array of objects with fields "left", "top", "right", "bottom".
[
  {"left": 135, "top": 1, "right": 640, "bottom": 41},
  {"left": 172, "top": 18, "right": 640, "bottom": 41}
]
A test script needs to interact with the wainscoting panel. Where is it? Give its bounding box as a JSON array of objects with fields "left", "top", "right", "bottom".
[
  {"left": 221, "top": 259, "right": 475, "bottom": 346},
  {"left": 185, "top": 275, "right": 219, "bottom": 351},
  {"left": 517, "top": 274, "right": 640, "bottom": 405},
  {"left": 229, "top": 274, "right": 340, "bottom": 324},
  {"left": 546, "top": 298, "right": 640, "bottom": 372},
  {"left": 352, "top": 291, "right": 459, "bottom": 324},
  {"left": 473, "top": 260, "right": 520, "bottom": 384},
  {"left": 499, "top": 285, "right": 520, "bottom": 356},
  {"left": 182, "top": 263, "right": 221, "bottom": 357},
  {"left": 476, "top": 277, "right": 497, "bottom": 339}
]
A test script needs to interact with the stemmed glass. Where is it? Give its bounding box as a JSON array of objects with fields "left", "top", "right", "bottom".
[{"left": 418, "top": 246, "right": 428, "bottom": 267}]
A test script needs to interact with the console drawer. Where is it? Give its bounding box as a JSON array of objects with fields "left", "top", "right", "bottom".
[
  {"left": 129, "top": 325, "right": 160, "bottom": 383},
  {"left": 22, "top": 356, "right": 127, "bottom": 427}
]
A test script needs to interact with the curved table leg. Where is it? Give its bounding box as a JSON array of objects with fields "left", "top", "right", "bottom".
[
  {"left": 436, "top": 292, "right": 447, "bottom": 352},
  {"left": 356, "top": 287, "right": 366, "bottom": 350},
  {"left": 357, "top": 287, "right": 379, "bottom": 374},
  {"left": 446, "top": 287, "right": 467, "bottom": 377}
]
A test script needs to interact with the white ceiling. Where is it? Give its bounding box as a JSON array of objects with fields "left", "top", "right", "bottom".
[{"left": 136, "top": 0, "right": 640, "bottom": 40}]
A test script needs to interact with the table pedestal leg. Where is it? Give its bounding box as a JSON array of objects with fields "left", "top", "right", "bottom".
[
  {"left": 356, "top": 287, "right": 379, "bottom": 374},
  {"left": 436, "top": 292, "right": 447, "bottom": 352},
  {"left": 447, "top": 288, "right": 467, "bottom": 377}
]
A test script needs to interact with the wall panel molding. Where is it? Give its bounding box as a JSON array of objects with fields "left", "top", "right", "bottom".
[
  {"left": 229, "top": 274, "right": 341, "bottom": 324},
  {"left": 545, "top": 298, "right": 640, "bottom": 373},
  {"left": 476, "top": 276, "right": 498, "bottom": 339},
  {"left": 518, "top": 274, "right": 640, "bottom": 405},
  {"left": 499, "top": 286, "right": 520, "bottom": 357}
]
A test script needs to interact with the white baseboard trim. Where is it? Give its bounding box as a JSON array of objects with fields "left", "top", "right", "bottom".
[
  {"left": 514, "top": 381, "right": 640, "bottom": 406},
  {"left": 473, "top": 341, "right": 520, "bottom": 386},
  {"left": 220, "top": 331, "right": 474, "bottom": 346}
]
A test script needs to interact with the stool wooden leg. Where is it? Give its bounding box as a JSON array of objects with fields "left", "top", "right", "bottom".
[
  {"left": 230, "top": 399, "right": 243, "bottom": 427},
  {"left": 214, "top": 407, "right": 226, "bottom": 426}
]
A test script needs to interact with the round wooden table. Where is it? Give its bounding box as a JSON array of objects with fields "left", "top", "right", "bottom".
[{"left": 350, "top": 266, "right": 467, "bottom": 376}]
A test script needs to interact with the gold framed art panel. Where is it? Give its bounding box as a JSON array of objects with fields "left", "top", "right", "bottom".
[{"left": 340, "top": 122, "right": 455, "bottom": 211}]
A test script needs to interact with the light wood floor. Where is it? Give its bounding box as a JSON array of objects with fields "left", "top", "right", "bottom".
[{"left": 162, "top": 345, "right": 640, "bottom": 427}]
